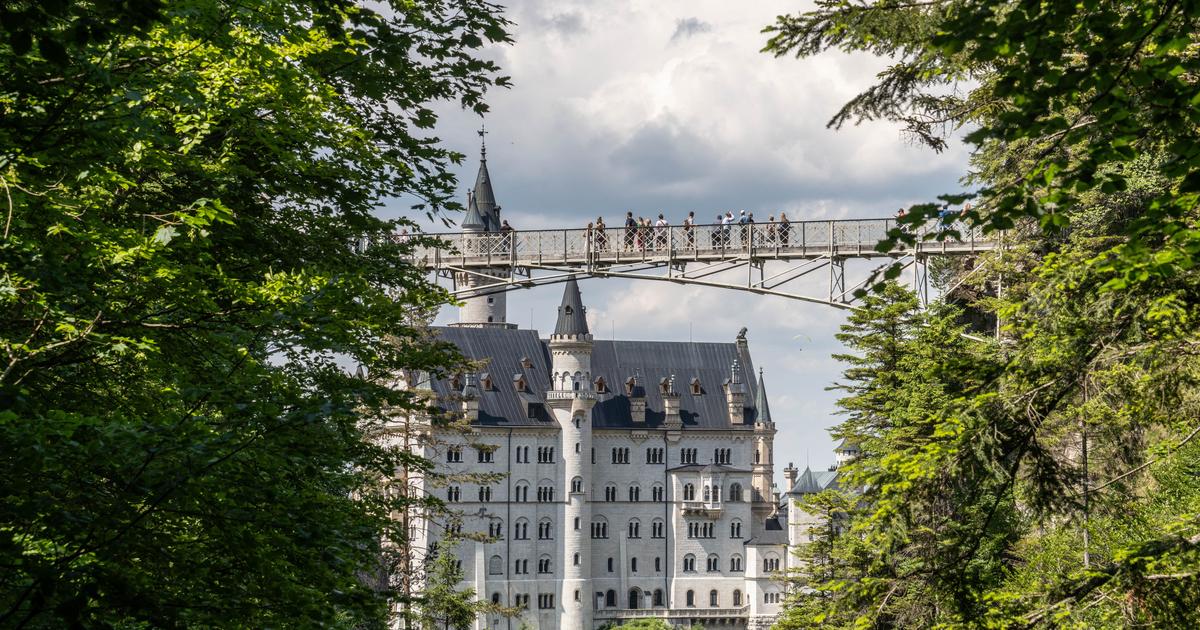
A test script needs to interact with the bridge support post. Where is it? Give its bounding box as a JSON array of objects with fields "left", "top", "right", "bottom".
[
  {"left": 912, "top": 255, "right": 928, "bottom": 307},
  {"left": 829, "top": 257, "right": 845, "bottom": 303}
]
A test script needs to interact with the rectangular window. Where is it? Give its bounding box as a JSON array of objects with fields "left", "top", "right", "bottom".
[
  {"left": 538, "top": 594, "right": 555, "bottom": 609},
  {"left": 477, "top": 448, "right": 493, "bottom": 463}
]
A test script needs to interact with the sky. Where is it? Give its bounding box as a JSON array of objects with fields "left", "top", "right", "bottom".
[{"left": 380, "top": 0, "right": 972, "bottom": 488}]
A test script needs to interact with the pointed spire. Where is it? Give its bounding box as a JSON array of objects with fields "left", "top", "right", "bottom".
[
  {"left": 754, "top": 367, "right": 772, "bottom": 424},
  {"left": 554, "top": 276, "right": 589, "bottom": 336},
  {"left": 462, "top": 190, "right": 484, "bottom": 231},
  {"left": 473, "top": 125, "right": 499, "bottom": 231}
]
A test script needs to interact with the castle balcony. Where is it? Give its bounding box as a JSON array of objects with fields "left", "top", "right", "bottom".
[
  {"left": 546, "top": 389, "right": 597, "bottom": 401},
  {"left": 594, "top": 606, "right": 750, "bottom": 623},
  {"left": 681, "top": 501, "right": 724, "bottom": 518}
]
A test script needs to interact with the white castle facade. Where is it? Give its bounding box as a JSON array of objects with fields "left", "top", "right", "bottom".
[{"left": 396, "top": 152, "right": 842, "bottom": 629}]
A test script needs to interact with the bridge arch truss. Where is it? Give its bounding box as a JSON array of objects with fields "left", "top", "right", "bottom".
[{"left": 402, "top": 218, "right": 1000, "bottom": 309}]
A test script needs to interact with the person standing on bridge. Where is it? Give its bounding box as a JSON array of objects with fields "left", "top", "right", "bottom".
[
  {"left": 624, "top": 211, "right": 636, "bottom": 251},
  {"left": 655, "top": 213, "right": 668, "bottom": 249},
  {"left": 596, "top": 217, "right": 607, "bottom": 251},
  {"left": 779, "top": 212, "right": 791, "bottom": 246},
  {"left": 737, "top": 210, "right": 749, "bottom": 246},
  {"left": 684, "top": 211, "right": 696, "bottom": 248},
  {"left": 767, "top": 215, "right": 777, "bottom": 245}
]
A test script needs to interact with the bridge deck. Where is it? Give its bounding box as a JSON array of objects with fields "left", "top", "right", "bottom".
[{"left": 401, "top": 218, "right": 997, "bottom": 270}]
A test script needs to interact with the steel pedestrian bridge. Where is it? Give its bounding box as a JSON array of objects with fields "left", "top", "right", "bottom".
[{"left": 394, "top": 218, "right": 1001, "bottom": 309}]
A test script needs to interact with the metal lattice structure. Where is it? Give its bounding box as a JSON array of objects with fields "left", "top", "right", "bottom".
[{"left": 396, "top": 218, "right": 1001, "bottom": 309}]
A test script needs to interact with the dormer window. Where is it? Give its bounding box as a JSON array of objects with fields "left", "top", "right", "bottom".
[
  {"left": 625, "top": 377, "right": 636, "bottom": 395},
  {"left": 594, "top": 376, "right": 607, "bottom": 393},
  {"left": 520, "top": 356, "right": 533, "bottom": 369},
  {"left": 480, "top": 373, "right": 492, "bottom": 391},
  {"left": 563, "top": 306, "right": 573, "bottom": 315},
  {"left": 451, "top": 373, "right": 463, "bottom": 390},
  {"left": 513, "top": 374, "right": 527, "bottom": 393},
  {"left": 690, "top": 377, "right": 702, "bottom": 396},
  {"left": 659, "top": 377, "right": 670, "bottom": 394}
]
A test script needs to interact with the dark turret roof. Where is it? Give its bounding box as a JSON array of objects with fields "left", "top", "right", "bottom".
[
  {"left": 473, "top": 150, "right": 499, "bottom": 231},
  {"left": 754, "top": 368, "right": 772, "bottom": 424},
  {"left": 462, "top": 192, "right": 485, "bottom": 230},
  {"left": 554, "top": 277, "right": 589, "bottom": 336}
]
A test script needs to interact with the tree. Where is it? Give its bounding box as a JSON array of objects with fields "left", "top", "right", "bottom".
[
  {"left": 766, "top": 1, "right": 1200, "bottom": 626},
  {"left": 0, "top": 0, "right": 511, "bottom": 627},
  {"left": 418, "top": 534, "right": 507, "bottom": 630}
]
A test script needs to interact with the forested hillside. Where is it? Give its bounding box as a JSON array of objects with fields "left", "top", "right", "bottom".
[{"left": 766, "top": 1, "right": 1200, "bottom": 627}]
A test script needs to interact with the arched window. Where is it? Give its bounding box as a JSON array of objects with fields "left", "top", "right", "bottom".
[
  {"left": 537, "top": 554, "right": 552, "bottom": 574},
  {"left": 733, "top": 589, "right": 742, "bottom": 606},
  {"left": 730, "top": 519, "right": 743, "bottom": 539},
  {"left": 683, "top": 483, "right": 695, "bottom": 501},
  {"left": 764, "top": 553, "right": 781, "bottom": 572},
  {"left": 573, "top": 552, "right": 580, "bottom": 566},
  {"left": 651, "top": 518, "right": 665, "bottom": 538},
  {"left": 707, "top": 553, "right": 720, "bottom": 572},
  {"left": 514, "top": 518, "right": 529, "bottom": 540},
  {"left": 703, "top": 485, "right": 711, "bottom": 501},
  {"left": 571, "top": 476, "right": 583, "bottom": 493},
  {"left": 730, "top": 483, "right": 743, "bottom": 502},
  {"left": 604, "top": 483, "right": 618, "bottom": 502},
  {"left": 653, "top": 589, "right": 664, "bottom": 607},
  {"left": 710, "top": 589, "right": 719, "bottom": 607},
  {"left": 683, "top": 554, "right": 696, "bottom": 572},
  {"left": 488, "top": 555, "right": 502, "bottom": 575},
  {"left": 628, "top": 484, "right": 640, "bottom": 501},
  {"left": 492, "top": 592, "right": 501, "bottom": 604},
  {"left": 538, "top": 518, "right": 553, "bottom": 540},
  {"left": 712, "top": 485, "right": 721, "bottom": 502},
  {"left": 514, "top": 481, "right": 530, "bottom": 502},
  {"left": 652, "top": 483, "right": 665, "bottom": 501},
  {"left": 755, "top": 449, "right": 761, "bottom": 464},
  {"left": 628, "top": 588, "right": 641, "bottom": 609},
  {"left": 591, "top": 516, "right": 608, "bottom": 539},
  {"left": 537, "top": 479, "right": 554, "bottom": 502},
  {"left": 730, "top": 554, "right": 743, "bottom": 572},
  {"left": 627, "top": 519, "right": 640, "bottom": 539},
  {"left": 487, "top": 519, "right": 503, "bottom": 538},
  {"left": 686, "top": 590, "right": 695, "bottom": 607},
  {"left": 605, "top": 590, "right": 617, "bottom": 608}
]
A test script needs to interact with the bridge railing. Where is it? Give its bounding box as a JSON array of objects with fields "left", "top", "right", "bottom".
[{"left": 391, "top": 218, "right": 992, "bottom": 268}]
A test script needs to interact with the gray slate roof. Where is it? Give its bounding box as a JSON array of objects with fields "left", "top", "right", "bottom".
[
  {"left": 747, "top": 513, "right": 788, "bottom": 545},
  {"left": 785, "top": 467, "right": 839, "bottom": 495},
  {"left": 429, "top": 325, "right": 762, "bottom": 429}
]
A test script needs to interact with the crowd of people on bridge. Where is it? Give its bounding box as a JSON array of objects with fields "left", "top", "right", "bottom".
[{"left": 572, "top": 210, "right": 795, "bottom": 253}]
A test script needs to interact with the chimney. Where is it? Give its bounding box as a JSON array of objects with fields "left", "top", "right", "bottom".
[
  {"left": 461, "top": 373, "right": 480, "bottom": 422},
  {"left": 784, "top": 462, "right": 799, "bottom": 490},
  {"left": 628, "top": 374, "right": 646, "bottom": 424},
  {"left": 662, "top": 375, "right": 681, "bottom": 428},
  {"left": 723, "top": 359, "right": 745, "bottom": 424}
]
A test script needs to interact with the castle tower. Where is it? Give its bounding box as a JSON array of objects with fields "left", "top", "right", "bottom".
[
  {"left": 545, "top": 277, "right": 596, "bottom": 629},
  {"left": 451, "top": 136, "right": 513, "bottom": 328},
  {"left": 751, "top": 367, "right": 777, "bottom": 518}
]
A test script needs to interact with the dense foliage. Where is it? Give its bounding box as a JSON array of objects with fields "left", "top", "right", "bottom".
[
  {"left": 767, "top": 1, "right": 1200, "bottom": 627},
  {"left": 0, "top": 0, "right": 510, "bottom": 627}
]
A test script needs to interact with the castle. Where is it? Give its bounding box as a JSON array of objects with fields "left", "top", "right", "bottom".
[{"left": 398, "top": 150, "right": 842, "bottom": 629}]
